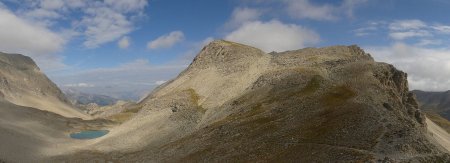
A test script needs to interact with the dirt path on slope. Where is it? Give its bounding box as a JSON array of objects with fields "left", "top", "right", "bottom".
[{"left": 427, "top": 118, "right": 450, "bottom": 153}]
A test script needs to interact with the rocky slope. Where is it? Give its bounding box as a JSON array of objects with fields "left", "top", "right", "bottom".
[
  {"left": 50, "top": 40, "right": 449, "bottom": 162},
  {"left": 0, "top": 52, "right": 87, "bottom": 118}
]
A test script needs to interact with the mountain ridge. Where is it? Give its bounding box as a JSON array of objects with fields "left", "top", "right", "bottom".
[
  {"left": 55, "top": 40, "right": 449, "bottom": 162},
  {"left": 0, "top": 52, "right": 88, "bottom": 119}
]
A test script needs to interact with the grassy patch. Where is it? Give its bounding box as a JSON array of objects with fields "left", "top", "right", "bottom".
[
  {"left": 184, "top": 88, "right": 206, "bottom": 114},
  {"left": 124, "top": 105, "right": 141, "bottom": 113},
  {"left": 107, "top": 113, "right": 132, "bottom": 122},
  {"left": 242, "top": 103, "right": 265, "bottom": 118},
  {"left": 185, "top": 89, "right": 200, "bottom": 103},
  {"left": 299, "top": 75, "right": 323, "bottom": 95},
  {"left": 106, "top": 112, "right": 135, "bottom": 123},
  {"left": 321, "top": 85, "right": 356, "bottom": 107}
]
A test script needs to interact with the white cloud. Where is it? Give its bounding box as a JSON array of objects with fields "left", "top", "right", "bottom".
[
  {"left": 118, "top": 36, "right": 131, "bottom": 49},
  {"left": 284, "top": 0, "right": 336, "bottom": 20},
  {"left": 11, "top": 0, "right": 148, "bottom": 49},
  {"left": 225, "top": 7, "right": 262, "bottom": 29},
  {"left": 147, "top": 31, "right": 185, "bottom": 49},
  {"left": 225, "top": 20, "right": 320, "bottom": 52},
  {"left": 283, "top": 0, "right": 367, "bottom": 21},
  {"left": 386, "top": 20, "right": 432, "bottom": 40},
  {"left": 0, "top": 8, "right": 64, "bottom": 55},
  {"left": 352, "top": 21, "right": 389, "bottom": 36},
  {"left": 65, "top": 0, "right": 86, "bottom": 8},
  {"left": 354, "top": 26, "right": 378, "bottom": 36},
  {"left": 389, "top": 20, "right": 427, "bottom": 31},
  {"left": 415, "top": 39, "right": 442, "bottom": 46},
  {"left": 433, "top": 25, "right": 450, "bottom": 34},
  {"left": 22, "top": 8, "right": 60, "bottom": 20},
  {"left": 366, "top": 43, "right": 450, "bottom": 91},
  {"left": 155, "top": 80, "right": 166, "bottom": 85},
  {"left": 389, "top": 30, "right": 431, "bottom": 40},
  {"left": 354, "top": 20, "right": 450, "bottom": 42},
  {"left": 0, "top": 8, "right": 66, "bottom": 70},
  {"left": 104, "top": 0, "right": 148, "bottom": 13},
  {"left": 81, "top": 7, "right": 133, "bottom": 48},
  {"left": 64, "top": 83, "right": 95, "bottom": 88},
  {"left": 40, "top": 0, "right": 64, "bottom": 10},
  {"left": 0, "top": 0, "right": 149, "bottom": 71}
]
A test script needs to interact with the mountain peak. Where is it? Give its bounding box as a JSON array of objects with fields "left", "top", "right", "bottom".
[
  {"left": 0, "top": 52, "right": 39, "bottom": 71},
  {"left": 189, "top": 40, "right": 267, "bottom": 71}
]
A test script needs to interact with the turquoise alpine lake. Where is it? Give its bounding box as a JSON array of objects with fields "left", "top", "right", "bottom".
[{"left": 70, "top": 130, "right": 109, "bottom": 139}]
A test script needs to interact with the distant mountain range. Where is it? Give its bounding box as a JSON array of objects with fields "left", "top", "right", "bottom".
[
  {"left": 63, "top": 89, "right": 119, "bottom": 106},
  {"left": 60, "top": 86, "right": 150, "bottom": 102},
  {"left": 413, "top": 90, "right": 450, "bottom": 120}
]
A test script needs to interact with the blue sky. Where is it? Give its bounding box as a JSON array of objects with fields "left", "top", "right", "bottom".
[{"left": 1, "top": 0, "right": 450, "bottom": 99}]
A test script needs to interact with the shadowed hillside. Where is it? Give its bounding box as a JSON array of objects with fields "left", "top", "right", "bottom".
[{"left": 0, "top": 52, "right": 88, "bottom": 119}]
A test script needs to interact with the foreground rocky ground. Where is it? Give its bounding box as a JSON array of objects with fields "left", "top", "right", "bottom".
[{"left": 0, "top": 40, "right": 449, "bottom": 162}]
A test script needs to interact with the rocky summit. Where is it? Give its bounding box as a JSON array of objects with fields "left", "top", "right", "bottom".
[{"left": 0, "top": 40, "right": 449, "bottom": 162}]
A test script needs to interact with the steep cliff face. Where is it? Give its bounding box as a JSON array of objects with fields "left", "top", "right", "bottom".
[{"left": 0, "top": 52, "right": 87, "bottom": 118}]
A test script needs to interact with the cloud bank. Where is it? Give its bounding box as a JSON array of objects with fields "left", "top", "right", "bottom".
[
  {"left": 367, "top": 43, "right": 450, "bottom": 91},
  {"left": 0, "top": 0, "right": 149, "bottom": 71},
  {"left": 148, "top": 31, "right": 185, "bottom": 49},
  {"left": 225, "top": 20, "right": 320, "bottom": 52}
]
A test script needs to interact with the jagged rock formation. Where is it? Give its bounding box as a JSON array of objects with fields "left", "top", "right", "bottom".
[
  {"left": 0, "top": 52, "right": 87, "bottom": 118},
  {"left": 50, "top": 40, "right": 449, "bottom": 162}
]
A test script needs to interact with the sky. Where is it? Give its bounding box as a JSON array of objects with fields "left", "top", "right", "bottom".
[{"left": 0, "top": 0, "right": 450, "bottom": 99}]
